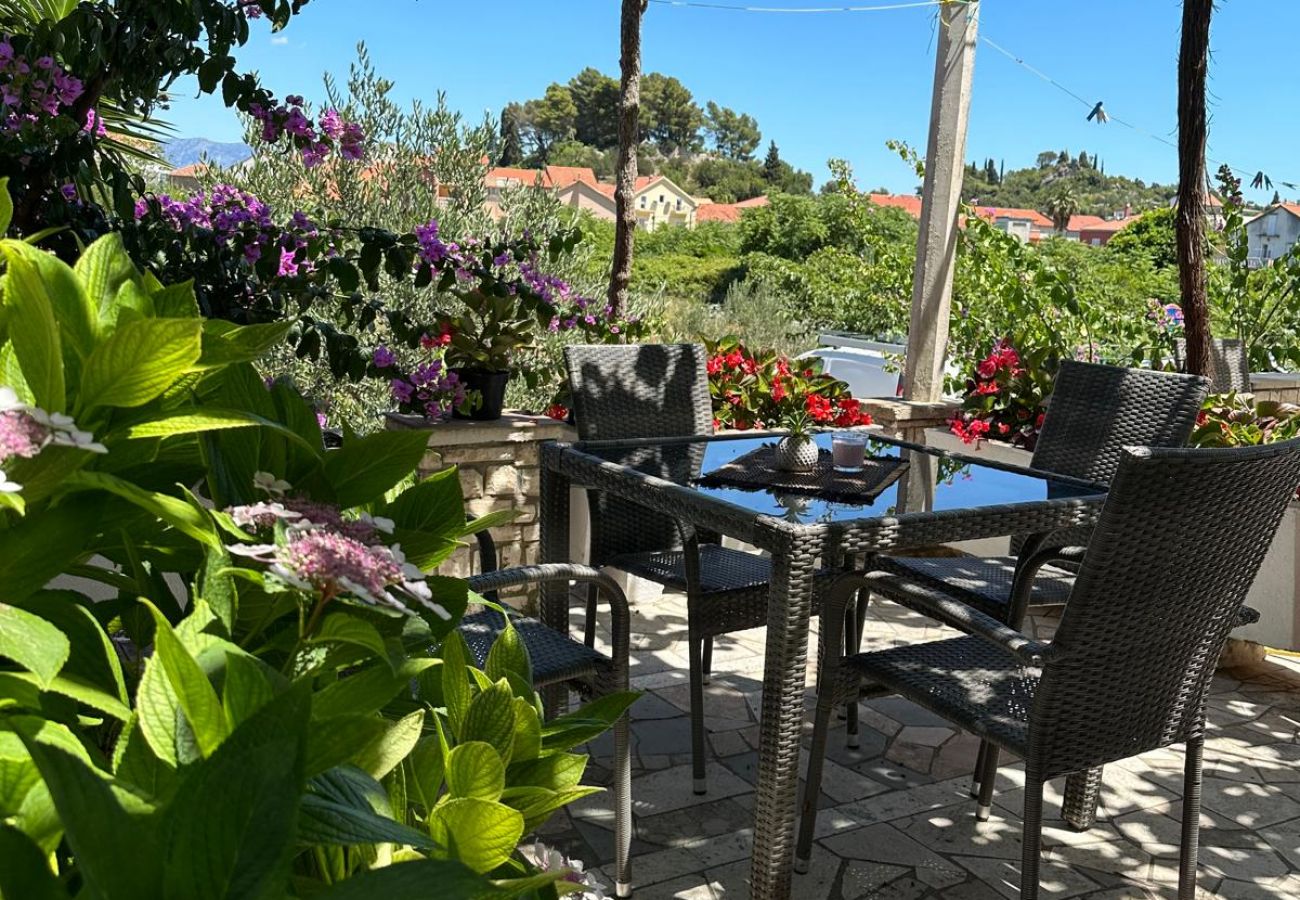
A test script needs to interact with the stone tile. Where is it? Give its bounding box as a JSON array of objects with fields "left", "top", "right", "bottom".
[
  {"left": 1112, "top": 801, "right": 1256, "bottom": 857},
  {"left": 859, "top": 874, "right": 931, "bottom": 899},
  {"left": 1199, "top": 777, "right": 1300, "bottom": 829},
  {"left": 952, "top": 854, "right": 1100, "bottom": 899},
  {"left": 839, "top": 861, "right": 910, "bottom": 899},
  {"left": 819, "top": 822, "right": 965, "bottom": 888},
  {"left": 1257, "top": 815, "right": 1300, "bottom": 869},
  {"left": 707, "top": 844, "right": 838, "bottom": 900},
  {"left": 866, "top": 696, "right": 954, "bottom": 729},
  {"left": 632, "top": 716, "right": 695, "bottom": 757},
  {"left": 1046, "top": 840, "right": 1153, "bottom": 880},
  {"left": 637, "top": 798, "right": 753, "bottom": 849},
  {"left": 708, "top": 729, "right": 750, "bottom": 758},
  {"left": 898, "top": 807, "right": 1024, "bottom": 860},
  {"left": 635, "top": 691, "right": 693, "bottom": 720},
  {"left": 634, "top": 874, "right": 717, "bottom": 899}
]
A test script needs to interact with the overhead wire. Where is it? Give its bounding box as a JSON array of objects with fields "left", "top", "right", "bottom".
[{"left": 646, "top": 0, "right": 1298, "bottom": 195}]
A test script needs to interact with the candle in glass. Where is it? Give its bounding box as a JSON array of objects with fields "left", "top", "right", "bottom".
[{"left": 831, "top": 432, "right": 867, "bottom": 472}]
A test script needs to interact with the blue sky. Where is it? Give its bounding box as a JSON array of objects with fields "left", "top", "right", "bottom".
[{"left": 165, "top": 0, "right": 1296, "bottom": 204}]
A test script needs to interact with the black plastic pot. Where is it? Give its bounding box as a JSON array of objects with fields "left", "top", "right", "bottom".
[{"left": 451, "top": 368, "right": 510, "bottom": 421}]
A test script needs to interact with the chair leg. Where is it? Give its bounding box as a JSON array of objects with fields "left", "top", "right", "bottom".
[
  {"left": 612, "top": 709, "right": 633, "bottom": 898},
  {"left": 795, "top": 683, "right": 839, "bottom": 874},
  {"left": 1020, "top": 772, "right": 1045, "bottom": 900},
  {"left": 582, "top": 582, "right": 599, "bottom": 648},
  {"left": 843, "top": 602, "right": 860, "bottom": 748},
  {"left": 1062, "top": 767, "right": 1104, "bottom": 832},
  {"left": 971, "top": 741, "right": 989, "bottom": 798},
  {"left": 975, "top": 743, "right": 1000, "bottom": 821},
  {"left": 701, "top": 636, "right": 713, "bottom": 686},
  {"left": 1178, "top": 735, "right": 1205, "bottom": 900},
  {"left": 844, "top": 588, "right": 870, "bottom": 749},
  {"left": 687, "top": 631, "right": 708, "bottom": 795}
]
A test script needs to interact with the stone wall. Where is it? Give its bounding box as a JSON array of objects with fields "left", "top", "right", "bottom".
[
  {"left": 1252, "top": 372, "right": 1300, "bottom": 405},
  {"left": 388, "top": 411, "right": 576, "bottom": 607}
]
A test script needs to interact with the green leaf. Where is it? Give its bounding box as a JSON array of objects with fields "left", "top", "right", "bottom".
[
  {"left": 440, "top": 630, "right": 473, "bottom": 737},
  {"left": 310, "top": 613, "right": 391, "bottom": 666},
  {"left": 4, "top": 238, "right": 95, "bottom": 367},
  {"left": 111, "top": 714, "right": 178, "bottom": 804},
  {"left": 485, "top": 617, "right": 532, "bottom": 685},
  {"left": 508, "top": 752, "right": 586, "bottom": 792},
  {"left": 147, "top": 602, "right": 229, "bottom": 758},
  {"left": 78, "top": 316, "right": 202, "bottom": 411},
  {"left": 8, "top": 592, "right": 127, "bottom": 705},
  {"left": 445, "top": 741, "right": 506, "bottom": 801},
  {"left": 540, "top": 692, "right": 640, "bottom": 752},
  {"left": 311, "top": 859, "right": 498, "bottom": 900},
  {"left": 323, "top": 429, "right": 432, "bottom": 508},
  {"left": 384, "top": 467, "right": 465, "bottom": 535},
  {"left": 22, "top": 741, "right": 160, "bottom": 898},
  {"left": 461, "top": 680, "right": 517, "bottom": 754},
  {"left": 406, "top": 735, "right": 445, "bottom": 810},
  {"left": 150, "top": 280, "right": 201, "bottom": 319},
  {"left": 0, "top": 177, "right": 11, "bottom": 234},
  {"left": 299, "top": 765, "right": 435, "bottom": 850},
  {"left": 221, "top": 653, "right": 274, "bottom": 728},
  {"left": 428, "top": 797, "right": 524, "bottom": 874},
  {"left": 305, "top": 715, "right": 389, "bottom": 779},
  {"left": 4, "top": 671, "right": 131, "bottom": 720},
  {"left": 509, "top": 698, "right": 542, "bottom": 764},
  {"left": 197, "top": 544, "right": 238, "bottom": 635},
  {"left": 65, "top": 470, "right": 220, "bottom": 548},
  {"left": 2, "top": 241, "right": 65, "bottom": 412},
  {"left": 0, "top": 604, "right": 69, "bottom": 690},
  {"left": 0, "top": 823, "right": 72, "bottom": 900},
  {"left": 353, "top": 709, "right": 423, "bottom": 780},
  {"left": 160, "top": 681, "right": 309, "bottom": 900},
  {"left": 196, "top": 320, "right": 291, "bottom": 369},
  {"left": 75, "top": 232, "right": 137, "bottom": 324},
  {"left": 310, "top": 658, "right": 439, "bottom": 721}
]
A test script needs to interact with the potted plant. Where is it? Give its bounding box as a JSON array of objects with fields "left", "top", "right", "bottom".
[{"left": 773, "top": 409, "right": 820, "bottom": 472}]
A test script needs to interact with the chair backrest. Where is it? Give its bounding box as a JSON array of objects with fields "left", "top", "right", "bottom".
[
  {"left": 1017, "top": 361, "right": 1210, "bottom": 556},
  {"left": 1173, "top": 338, "right": 1252, "bottom": 394},
  {"left": 1029, "top": 437, "right": 1300, "bottom": 778},
  {"left": 565, "top": 343, "right": 713, "bottom": 563},
  {"left": 1031, "top": 360, "right": 1210, "bottom": 484}
]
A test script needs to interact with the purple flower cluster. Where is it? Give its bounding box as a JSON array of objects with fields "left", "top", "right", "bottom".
[
  {"left": 248, "top": 94, "right": 365, "bottom": 168},
  {"left": 382, "top": 345, "right": 468, "bottom": 420},
  {"left": 135, "top": 185, "right": 319, "bottom": 272},
  {"left": 236, "top": 0, "right": 265, "bottom": 18},
  {"left": 225, "top": 473, "right": 446, "bottom": 619},
  {"left": 0, "top": 38, "right": 83, "bottom": 134},
  {"left": 414, "top": 221, "right": 453, "bottom": 265}
]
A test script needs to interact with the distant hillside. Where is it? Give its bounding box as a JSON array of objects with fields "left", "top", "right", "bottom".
[
  {"left": 962, "top": 150, "right": 1177, "bottom": 218},
  {"left": 164, "top": 138, "right": 250, "bottom": 169}
]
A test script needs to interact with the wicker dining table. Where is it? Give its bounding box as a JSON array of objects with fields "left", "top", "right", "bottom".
[{"left": 538, "top": 430, "right": 1108, "bottom": 900}]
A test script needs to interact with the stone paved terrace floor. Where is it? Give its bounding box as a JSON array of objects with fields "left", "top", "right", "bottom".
[{"left": 542, "top": 586, "right": 1300, "bottom": 899}]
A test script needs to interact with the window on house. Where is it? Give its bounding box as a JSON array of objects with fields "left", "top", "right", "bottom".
[
  {"left": 676, "top": 198, "right": 682, "bottom": 211},
  {"left": 1266, "top": 214, "right": 1280, "bottom": 237},
  {"left": 659, "top": 194, "right": 664, "bottom": 204},
  {"left": 639, "top": 196, "right": 646, "bottom": 208}
]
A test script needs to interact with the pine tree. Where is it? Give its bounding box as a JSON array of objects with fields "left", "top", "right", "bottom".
[
  {"left": 763, "top": 140, "right": 783, "bottom": 182},
  {"left": 1078, "top": 150, "right": 1090, "bottom": 169},
  {"left": 984, "top": 158, "right": 999, "bottom": 185},
  {"left": 498, "top": 110, "right": 524, "bottom": 166},
  {"left": 1273, "top": 190, "right": 1282, "bottom": 206}
]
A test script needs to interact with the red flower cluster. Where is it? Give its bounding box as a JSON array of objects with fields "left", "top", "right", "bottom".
[
  {"left": 420, "top": 321, "right": 455, "bottom": 349},
  {"left": 948, "top": 340, "right": 1050, "bottom": 451},
  {"left": 544, "top": 403, "right": 569, "bottom": 422},
  {"left": 705, "top": 338, "right": 873, "bottom": 432}
]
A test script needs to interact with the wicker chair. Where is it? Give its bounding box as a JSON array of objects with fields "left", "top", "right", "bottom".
[
  {"left": 870, "top": 361, "right": 1210, "bottom": 629},
  {"left": 798, "top": 438, "right": 1300, "bottom": 900},
  {"left": 565, "top": 343, "right": 835, "bottom": 794},
  {"left": 456, "top": 555, "right": 633, "bottom": 898},
  {"left": 1173, "top": 337, "right": 1252, "bottom": 394}
]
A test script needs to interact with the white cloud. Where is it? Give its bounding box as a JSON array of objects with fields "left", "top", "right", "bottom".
[{"left": 271, "top": 35, "right": 289, "bottom": 45}]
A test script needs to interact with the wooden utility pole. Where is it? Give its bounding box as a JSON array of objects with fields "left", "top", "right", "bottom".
[
  {"left": 903, "top": 0, "right": 980, "bottom": 402},
  {"left": 1176, "top": 0, "right": 1214, "bottom": 376},
  {"left": 608, "top": 0, "right": 648, "bottom": 317}
]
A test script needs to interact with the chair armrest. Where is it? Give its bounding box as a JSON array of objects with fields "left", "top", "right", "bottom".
[
  {"left": 862, "top": 571, "right": 1055, "bottom": 667},
  {"left": 1004, "top": 541, "right": 1089, "bottom": 624},
  {"left": 465, "top": 564, "right": 631, "bottom": 669}
]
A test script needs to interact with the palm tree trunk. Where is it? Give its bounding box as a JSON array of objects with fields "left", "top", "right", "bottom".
[
  {"left": 1176, "top": 0, "right": 1214, "bottom": 376},
  {"left": 607, "top": 0, "right": 647, "bottom": 318}
]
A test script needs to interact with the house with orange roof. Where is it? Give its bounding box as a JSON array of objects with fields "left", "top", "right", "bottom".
[
  {"left": 1246, "top": 202, "right": 1300, "bottom": 265},
  {"left": 1074, "top": 215, "right": 1140, "bottom": 246},
  {"left": 167, "top": 163, "right": 209, "bottom": 193},
  {"left": 481, "top": 164, "right": 697, "bottom": 229},
  {"left": 868, "top": 193, "right": 923, "bottom": 218}
]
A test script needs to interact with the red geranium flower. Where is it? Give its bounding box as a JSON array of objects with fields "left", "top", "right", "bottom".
[
  {"left": 545, "top": 404, "right": 569, "bottom": 421},
  {"left": 976, "top": 358, "right": 998, "bottom": 379},
  {"left": 805, "top": 393, "right": 834, "bottom": 423}
]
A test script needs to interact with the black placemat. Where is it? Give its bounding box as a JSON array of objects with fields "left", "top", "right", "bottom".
[{"left": 695, "top": 444, "right": 909, "bottom": 504}]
